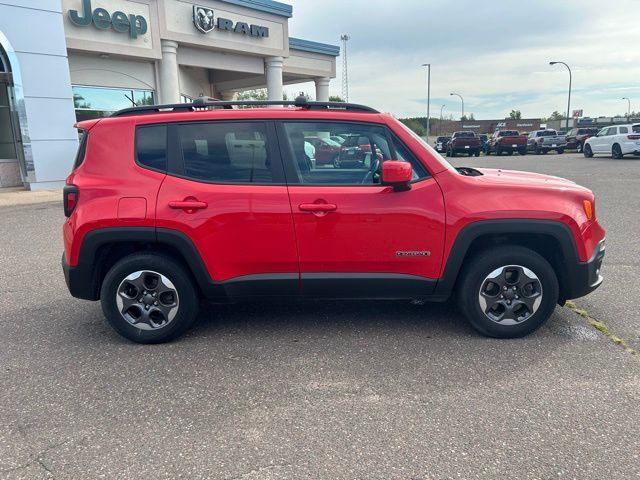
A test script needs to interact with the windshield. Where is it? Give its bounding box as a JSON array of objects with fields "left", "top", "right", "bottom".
[{"left": 396, "top": 121, "right": 455, "bottom": 172}]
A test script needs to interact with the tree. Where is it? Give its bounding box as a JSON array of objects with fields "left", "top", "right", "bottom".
[
  {"left": 399, "top": 118, "right": 426, "bottom": 136},
  {"left": 329, "top": 95, "right": 345, "bottom": 102},
  {"left": 460, "top": 113, "right": 475, "bottom": 121},
  {"left": 509, "top": 109, "right": 522, "bottom": 119},
  {"left": 548, "top": 111, "right": 566, "bottom": 120},
  {"left": 236, "top": 89, "right": 290, "bottom": 101}
]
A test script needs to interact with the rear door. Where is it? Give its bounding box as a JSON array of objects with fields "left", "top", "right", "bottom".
[
  {"left": 155, "top": 120, "right": 299, "bottom": 296},
  {"left": 277, "top": 120, "right": 446, "bottom": 298}
]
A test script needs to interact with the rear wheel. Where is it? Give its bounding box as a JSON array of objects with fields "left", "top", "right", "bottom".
[
  {"left": 534, "top": 145, "right": 541, "bottom": 155},
  {"left": 457, "top": 246, "right": 559, "bottom": 338},
  {"left": 576, "top": 141, "right": 583, "bottom": 153},
  {"left": 557, "top": 148, "right": 564, "bottom": 154},
  {"left": 474, "top": 150, "right": 480, "bottom": 157},
  {"left": 584, "top": 144, "right": 593, "bottom": 158},
  {"left": 518, "top": 148, "right": 527, "bottom": 156},
  {"left": 612, "top": 144, "right": 623, "bottom": 159},
  {"left": 100, "top": 253, "right": 199, "bottom": 344}
]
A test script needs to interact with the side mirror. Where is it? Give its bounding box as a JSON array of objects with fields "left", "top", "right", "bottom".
[{"left": 382, "top": 160, "right": 412, "bottom": 191}]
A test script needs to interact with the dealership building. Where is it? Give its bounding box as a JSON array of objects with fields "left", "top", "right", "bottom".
[{"left": 0, "top": 0, "right": 339, "bottom": 189}]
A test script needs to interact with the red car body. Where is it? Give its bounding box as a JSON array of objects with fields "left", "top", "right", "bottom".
[
  {"left": 487, "top": 130, "right": 527, "bottom": 155},
  {"left": 62, "top": 101, "right": 605, "bottom": 342}
]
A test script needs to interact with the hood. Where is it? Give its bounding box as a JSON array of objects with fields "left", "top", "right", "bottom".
[{"left": 474, "top": 168, "right": 590, "bottom": 192}]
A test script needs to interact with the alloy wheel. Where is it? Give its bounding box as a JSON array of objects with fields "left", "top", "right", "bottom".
[
  {"left": 478, "top": 265, "right": 543, "bottom": 326},
  {"left": 115, "top": 270, "right": 180, "bottom": 330}
]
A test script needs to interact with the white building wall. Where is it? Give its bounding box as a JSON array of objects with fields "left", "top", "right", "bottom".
[{"left": 0, "top": 0, "right": 78, "bottom": 190}]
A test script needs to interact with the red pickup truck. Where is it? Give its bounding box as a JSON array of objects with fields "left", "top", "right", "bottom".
[
  {"left": 486, "top": 130, "right": 527, "bottom": 156},
  {"left": 446, "top": 131, "right": 481, "bottom": 157}
]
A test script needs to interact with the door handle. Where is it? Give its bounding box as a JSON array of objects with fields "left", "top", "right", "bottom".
[
  {"left": 168, "top": 200, "right": 208, "bottom": 210},
  {"left": 298, "top": 203, "right": 337, "bottom": 213}
]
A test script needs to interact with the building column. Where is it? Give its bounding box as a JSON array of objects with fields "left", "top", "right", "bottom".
[
  {"left": 314, "top": 77, "right": 330, "bottom": 102},
  {"left": 159, "top": 40, "right": 180, "bottom": 104},
  {"left": 265, "top": 56, "right": 284, "bottom": 102}
]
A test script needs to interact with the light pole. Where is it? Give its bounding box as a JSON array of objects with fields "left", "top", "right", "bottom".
[
  {"left": 622, "top": 97, "right": 631, "bottom": 118},
  {"left": 550, "top": 61, "right": 572, "bottom": 130},
  {"left": 439, "top": 104, "right": 445, "bottom": 135},
  {"left": 450, "top": 92, "right": 464, "bottom": 120},
  {"left": 422, "top": 64, "right": 431, "bottom": 142}
]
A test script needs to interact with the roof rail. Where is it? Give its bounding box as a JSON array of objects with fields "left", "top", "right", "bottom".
[{"left": 111, "top": 95, "right": 378, "bottom": 117}]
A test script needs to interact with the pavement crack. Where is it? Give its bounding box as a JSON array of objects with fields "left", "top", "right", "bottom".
[
  {"left": 0, "top": 438, "right": 73, "bottom": 478},
  {"left": 565, "top": 300, "right": 638, "bottom": 357}
]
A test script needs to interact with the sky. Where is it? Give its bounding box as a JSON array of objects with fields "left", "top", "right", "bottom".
[{"left": 283, "top": 0, "right": 640, "bottom": 120}]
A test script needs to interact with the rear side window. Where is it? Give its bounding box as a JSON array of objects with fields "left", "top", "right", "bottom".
[
  {"left": 177, "top": 122, "right": 274, "bottom": 184},
  {"left": 136, "top": 125, "right": 168, "bottom": 172},
  {"left": 72, "top": 130, "right": 88, "bottom": 169},
  {"left": 619, "top": 126, "right": 628, "bottom": 134}
]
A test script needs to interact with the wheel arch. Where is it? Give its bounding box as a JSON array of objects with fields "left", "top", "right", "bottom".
[
  {"left": 70, "top": 228, "right": 211, "bottom": 300},
  {"left": 433, "top": 220, "right": 580, "bottom": 304}
]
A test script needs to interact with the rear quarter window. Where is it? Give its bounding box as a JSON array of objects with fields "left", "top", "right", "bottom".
[
  {"left": 72, "top": 130, "right": 88, "bottom": 170},
  {"left": 136, "top": 125, "right": 168, "bottom": 172}
]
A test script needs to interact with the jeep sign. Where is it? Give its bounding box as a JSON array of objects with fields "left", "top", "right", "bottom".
[
  {"left": 193, "top": 5, "right": 269, "bottom": 38},
  {"left": 68, "top": 0, "right": 148, "bottom": 39}
]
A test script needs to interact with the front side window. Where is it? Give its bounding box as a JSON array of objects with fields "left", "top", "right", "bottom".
[
  {"left": 281, "top": 122, "right": 427, "bottom": 185},
  {"left": 176, "top": 122, "right": 274, "bottom": 184}
]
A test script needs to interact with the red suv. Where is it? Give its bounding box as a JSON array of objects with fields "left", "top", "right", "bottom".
[{"left": 62, "top": 98, "right": 605, "bottom": 343}]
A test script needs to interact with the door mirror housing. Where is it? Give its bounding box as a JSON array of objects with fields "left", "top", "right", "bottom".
[{"left": 382, "top": 160, "right": 412, "bottom": 191}]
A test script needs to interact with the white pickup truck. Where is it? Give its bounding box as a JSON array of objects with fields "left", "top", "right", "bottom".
[{"left": 527, "top": 129, "right": 567, "bottom": 154}]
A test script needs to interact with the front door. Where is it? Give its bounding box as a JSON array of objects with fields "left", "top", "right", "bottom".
[
  {"left": 155, "top": 121, "right": 299, "bottom": 297},
  {"left": 277, "top": 121, "right": 446, "bottom": 298}
]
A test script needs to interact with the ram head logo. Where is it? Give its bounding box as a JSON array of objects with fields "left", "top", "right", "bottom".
[{"left": 193, "top": 5, "right": 214, "bottom": 33}]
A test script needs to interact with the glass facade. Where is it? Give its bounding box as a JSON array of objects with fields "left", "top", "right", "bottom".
[{"left": 72, "top": 85, "right": 155, "bottom": 121}]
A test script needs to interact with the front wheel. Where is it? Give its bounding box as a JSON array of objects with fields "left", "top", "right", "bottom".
[
  {"left": 576, "top": 142, "right": 583, "bottom": 153},
  {"left": 100, "top": 253, "right": 199, "bottom": 343},
  {"left": 457, "top": 246, "right": 559, "bottom": 338},
  {"left": 332, "top": 155, "right": 341, "bottom": 168},
  {"left": 584, "top": 144, "right": 594, "bottom": 158}
]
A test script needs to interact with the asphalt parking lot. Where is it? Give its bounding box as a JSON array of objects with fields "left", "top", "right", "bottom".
[{"left": 0, "top": 152, "right": 638, "bottom": 479}]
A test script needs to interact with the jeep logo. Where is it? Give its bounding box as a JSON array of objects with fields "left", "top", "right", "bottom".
[{"left": 68, "top": 0, "right": 148, "bottom": 39}]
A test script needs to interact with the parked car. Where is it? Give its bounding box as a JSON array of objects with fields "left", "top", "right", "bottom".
[
  {"left": 485, "top": 130, "right": 527, "bottom": 156},
  {"left": 527, "top": 129, "right": 566, "bottom": 154},
  {"left": 583, "top": 124, "right": 640, "bottom": 159},
  {"left": 62, "top": 97, "right": 605, "bottom": 343},
  {"left": 305, "top": 136, "right": 342, "bottom": 167},
  {"left": 565, "top": 128, "right": 600, "bottom": 152},
  {"left": 434, "top": 136, "right": 451, "bottom": 153},
  {"left": 447, "top": 131, "right": 481, "bottom": 157}
]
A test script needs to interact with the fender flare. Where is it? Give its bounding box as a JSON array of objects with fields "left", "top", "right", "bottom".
[{"left": 432, "top": 219, "right": 580, "bottom": 300}]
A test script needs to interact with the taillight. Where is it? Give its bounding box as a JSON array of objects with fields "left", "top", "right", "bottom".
[
  {"left": 63, "top": 185, "right": 78, "bottom": 217},
  {"left": 627, "top": 135, "right": 640, "bottom": 140}
]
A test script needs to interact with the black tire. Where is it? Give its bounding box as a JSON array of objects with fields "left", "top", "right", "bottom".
[
  {"left": 474, "top": 150, "right": 480, "bottom": 157},
  {"left": 534, "top": 145, "right": 541, "bottom": 155},
  {"left": 612, "top": 144, "right": 623, "bottom": 159},
  {"left": 584, "top": 144, "right": 593, "bottom": 158},
  {"left": 484, "top": 145, "right": 491, "bottom": 155},
  {"left": 457, "top": 246, "right": 559, "bottom": 338},
  {"left": 495, "top": 147, "right": 501, "bottom": 156},
  {"left": 557, "top": 148, "right": 564, "bottom": 154},
  {"left": 576, "top": 141, "right": 583, "bottom": 153},
  {"left": 518, "top": 148, "right": 527, "bottom": 156},
  {"left": 507, "top": 150, "right": 513, "bottom": 156},
  {"left": 100, "top": 253, "right": 199, "bottom": 344},
  {"left": 446, "top": 148, "right": 451, "bottom": 157},
  {"left": 450, "top": 149, "right": 457, "bottom": 157},
  {"left": 332, "top": 155, "right": 341, "bottom": 168}
]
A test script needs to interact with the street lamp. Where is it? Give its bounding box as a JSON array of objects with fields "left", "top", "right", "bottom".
[
  {"left": 439, "top": 104, "right": 445, "bottom": 136},
  {"left": 450, "top": 92, "right": 464, "bottom": 120},
  {"left": 622, "top": 97, "right": 631, "bottom": 118},
  {"left": 422, "top": 64, "right": 431, "bottom": 142},
  {"left": 549, "top": 61, "right": 572, "bottom": 130}
]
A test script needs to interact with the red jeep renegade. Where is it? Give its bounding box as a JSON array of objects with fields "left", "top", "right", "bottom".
[{"left": 62, "top": 97, "right": 605, "bottom": 343}]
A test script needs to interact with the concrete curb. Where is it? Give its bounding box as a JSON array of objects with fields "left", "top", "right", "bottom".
[{"left": 0, "top": 188, "right": 62, "bottom": 208}]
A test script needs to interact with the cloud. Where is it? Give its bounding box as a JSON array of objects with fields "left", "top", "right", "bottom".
[{"left": 286, "top": 0, "right": 640, "bottom": 119}]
